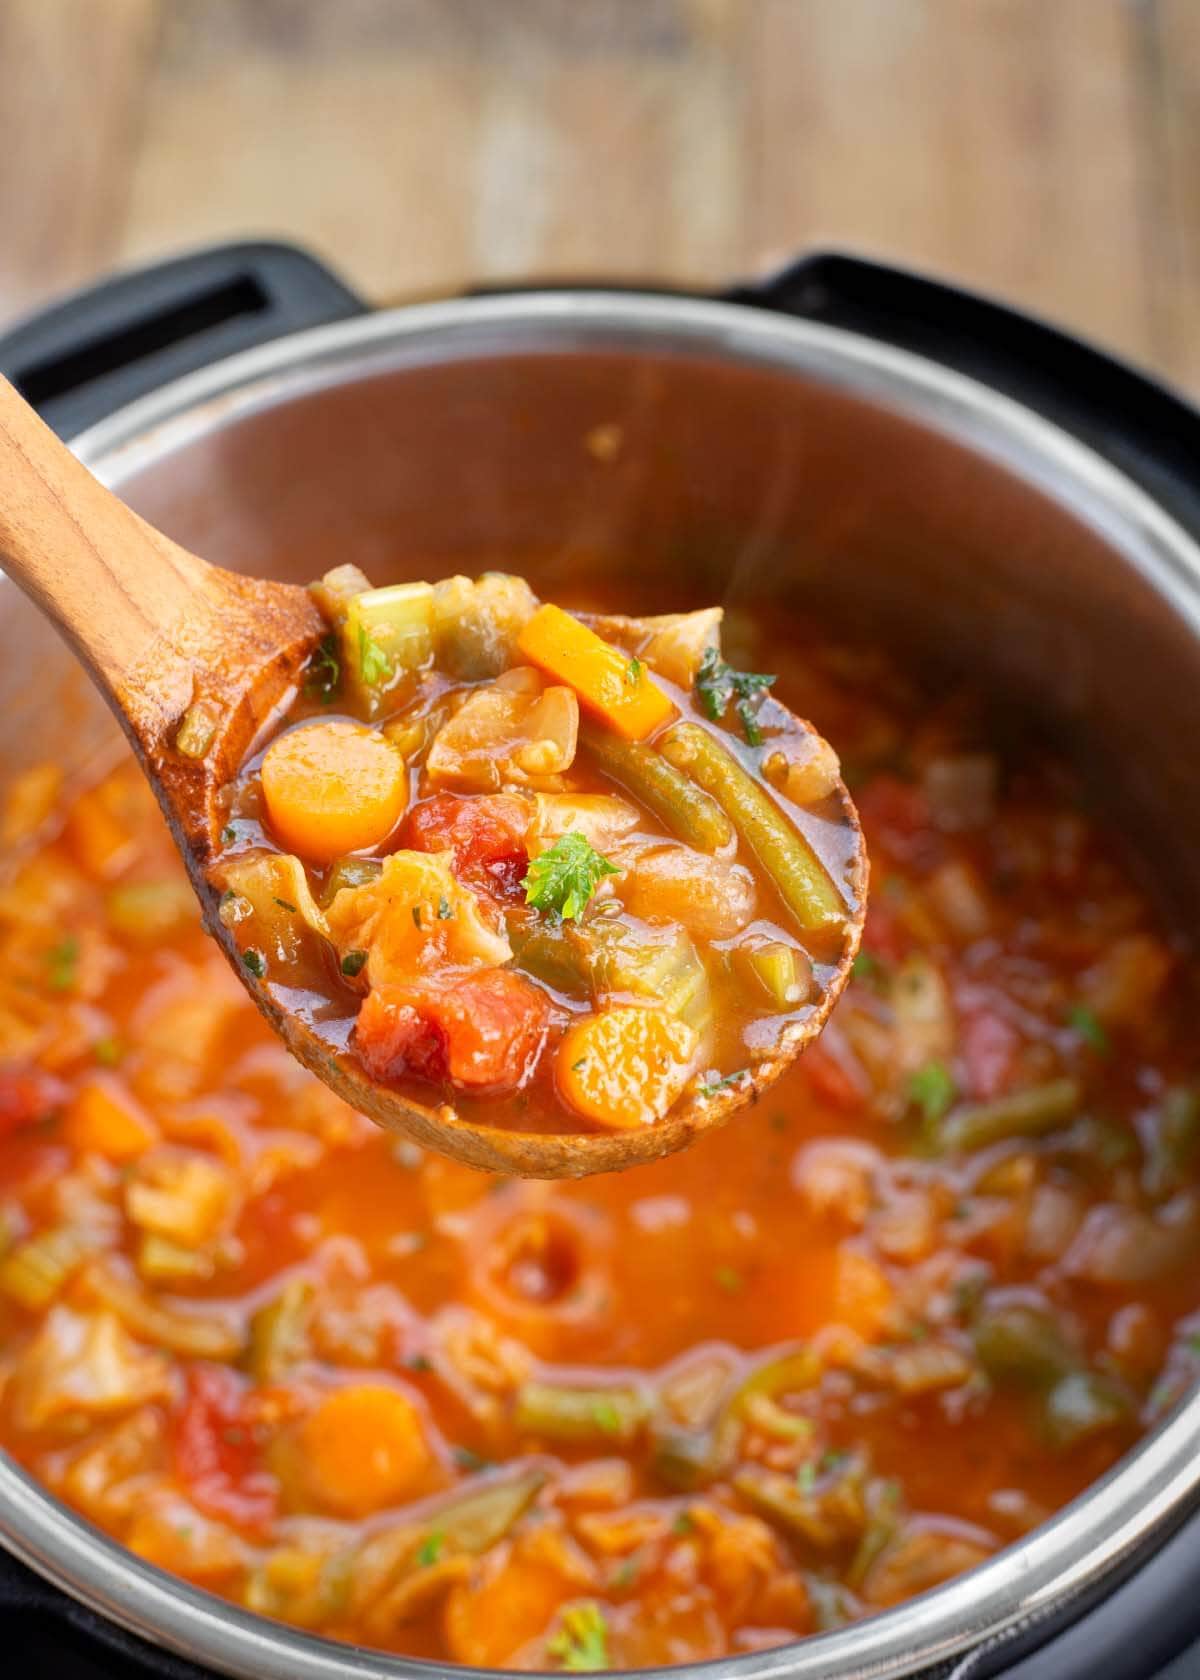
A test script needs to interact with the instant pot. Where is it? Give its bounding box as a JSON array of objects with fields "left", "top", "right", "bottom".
[{"left": 2, "top": 244, "right": 1200, "bottom": 1680}]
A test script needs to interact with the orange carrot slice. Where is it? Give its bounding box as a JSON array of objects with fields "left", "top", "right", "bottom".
[
  {"left": 556, "top": 1006, "right": 697, "bottom": 1129},
  {"left": 261, "top": 720, "right": 406, "bottom": 864},
  {"left": 517, "top": 604, "right": 675, "bottom": 741}
]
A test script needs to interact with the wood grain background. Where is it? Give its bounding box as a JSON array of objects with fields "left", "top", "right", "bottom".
[{"left": 1, "top": 0, "right": 1197, "bottom": 389}]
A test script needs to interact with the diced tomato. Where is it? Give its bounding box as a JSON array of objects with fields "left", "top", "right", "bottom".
[
  {"left": 173, "top": 1364, "right": 278, "bottom": 1534},
  {"left": 356, "top": 970, "right": 550, "bottom": 1092},
  {"left": 404, "top": 794, "right": 531, "bottom": 900},
  {"left": 960, "top": 1008, "right": 1020, "bottom": 1100},
  {"left": 0, "top": 1064, "right": 65, "bottom": 1137}
]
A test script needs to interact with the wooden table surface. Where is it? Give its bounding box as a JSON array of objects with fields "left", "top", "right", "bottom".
[{"left": 1, "top": 0, "right": 1198, "bottom": 391}]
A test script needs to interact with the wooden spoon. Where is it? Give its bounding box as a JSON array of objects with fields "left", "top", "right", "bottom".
[{"left": 0, "top": 375, "right": 866, "bottom": 1178}]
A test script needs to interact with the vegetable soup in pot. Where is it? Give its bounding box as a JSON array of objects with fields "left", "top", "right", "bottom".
[{"left": 0, "top": 590, "right": 1197, "bottom": 1669}]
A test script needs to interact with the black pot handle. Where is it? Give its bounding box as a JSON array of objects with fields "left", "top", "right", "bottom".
[
  {"left": 728, "top": 252, "right": 1200, "bottom": 544},
  {"left": 0, "top": 1543, "right": 213, "bottom": 1679},
  {"left": 0, "top": 241, "right": 366, "bottom": 441}
]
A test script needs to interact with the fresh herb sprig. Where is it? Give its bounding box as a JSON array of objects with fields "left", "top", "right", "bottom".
[
  {"left": 523, "top": 832, "right": 620, "bottom": 923},
  {"left": 547, "top": 1603, "right": 610, "bottom": 1672},
  {"left": 304, "top": 634, "right": 342, "bottom": 704},
  {"left": 357, "top": 623, "right": 391, "bottom": 687},
  {"left": 695, "top": 646, "right": 777, "bottom": 746}
]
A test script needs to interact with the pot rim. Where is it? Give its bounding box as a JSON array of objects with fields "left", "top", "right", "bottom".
[{"left": 2, "top": 288, "right": 1198, "bottom": 1680}]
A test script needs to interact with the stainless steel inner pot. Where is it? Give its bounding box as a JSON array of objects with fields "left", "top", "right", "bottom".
[{"left": 2, "top": 291, "right": 1200, "bottom": 1680}]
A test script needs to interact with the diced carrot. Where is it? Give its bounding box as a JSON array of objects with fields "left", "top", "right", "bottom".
[
  {"left": 556, "top": 1007, "right": 698, "bottom": 1130},
  {"left": 64, "top": 1074, "right": 159, "bottom": 1161},
  {"left": 832, "top": 1246, "right": 894, "bottom": 1341},
  {"left": 299, "top": 1383, "right": 428, "bottom": 1517},
  {"left": 261, "top": 720, "right": 406, "bottom": 863},
  {"left": 517, "top": 604, "right": 675, "bottom": 741},
  {"left": 355, "top": 969, "right": 550, "bottom": 1092}
]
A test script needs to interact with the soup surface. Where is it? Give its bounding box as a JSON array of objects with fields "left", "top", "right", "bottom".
[{"left": 0, "top": 604, "right": 1197, "bottom": 1669}]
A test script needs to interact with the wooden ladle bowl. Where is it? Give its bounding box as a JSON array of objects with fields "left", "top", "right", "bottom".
[{"left": 0, "top": 375, "right": 865, "bottom": 1178}]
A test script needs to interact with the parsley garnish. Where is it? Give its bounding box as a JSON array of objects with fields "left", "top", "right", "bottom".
[
  {"left": 571, "top": 1057, "right": 588, "bottom": 1073},
  {"left": 796, "top": 1461, "right": 816, "bottom": 1494},
  {"left": 672, "top": 1509, "right": 695, "bottom": 1534},
  {"left": 415, "top": 1530, "right": 444, "bottom": 1568},
  {"left": 907, "top": 1060, "right": 957, "bottom": 1124},
  {"left": 406, "top": 1351, "right": 433, "bottom": 1372},
  {"left": 304, "top": 633, "right": 341, "bottom": 704},
  {"left": 852, "top": 949, "right": 882, "bottom": 982},
  {"left": 437, "top": 896, "right": 454, "bottom": 920},
  {"left": 695, "top": 646, "right": 776, "bottom": 744},
  {"left": 273, "top": 897, "right": 298, "bottom": 914},
  {"left": 341, "top": 949, "right": 368, "bottom": 978},
  {"left": 220, "top": 824, "right": 237, "bottom": 846},
  {"left": 242, "top": 948, "right": 267, "bottom": 978},
  {"left": 624, "top": 656, "right": 643, "bottom": 687},
  {"left": 548, "top": 1603, "right": 609, "bottom": 1672},
  {"left": 523, "top": 832, "right": 620, "bottom": 922},
  {"left": 46, "top": 937, "right": 79, "bottom": 992},
  {"left": 714, "top": 1264, "right": 743, "bottom": 1293},
  {"left": 93, "top": 1035, "right": 122, "bottom": 1067},
  {"left": 1067, "top": 1003, "right": 1109, "bottom": 1054},
  {"left": 699, "top": 1068, "right": 750, "bottom": 1099},
  {"left": 357, "top": 622, "right": 391, "bottom": 687},
  {"left": 611, "top": 1553, "right": 641, "bottom": 1589}
]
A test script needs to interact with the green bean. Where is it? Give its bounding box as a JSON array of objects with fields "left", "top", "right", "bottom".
[
  {"left": 515, "top": 1381, "right": 649, "bottom": 1446},
  {"left": 0, "top": 1225, "right": 91, "bottom": 1311},
  {"left": 581, "top": 724, "right": 733, "bottom": 854},
  {"left": 935, "top": 1078, "right": 1081, "bottom": 1154},
  {"left": 659, "top": 722, "right": 845, "bottom": 935}
]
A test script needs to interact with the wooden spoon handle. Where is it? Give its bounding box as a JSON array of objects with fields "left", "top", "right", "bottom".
[{"left": 0, "top": 376, "right": 208, "bottom": 718}]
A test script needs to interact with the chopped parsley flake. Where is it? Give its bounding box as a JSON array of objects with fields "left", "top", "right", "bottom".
[
  {"left": 523, "top": 832, "right": 620, "bottom": 922},
  {"left": 242, "top": 948, "right": 267, "bottom": 978},
  {"left": 611, "top": 1554, "right": 640, "bottom": 1588},
  {"left": 699, "top": 1068, "right": 750, "bottom": 1098},
  {"left": 340, "top": 949, "right": 368, "bottom": 978},
  {"left": 220, "top": 824, "right": 237, "bottom": 846},
  {"left": 415, "top": 1530, "right": 444, "bottom": 1568},
  {"left": 571, "top": 1058, "right": 588, "bottom": 1074},
  {"left": 1067, "top": 1003, "right": 1109, "bottom": 1054},
  {"left": 357, "top": 622, "right": 391, "bottom": 687},
  {"left": 46, "top": 937, "right": 80, "bottom": 992},
  {"left": 695, "top": 646, "right": 777, "bottom": 744},
  {"left": 437, "top": 896, "right": 454, "bottom": 920},
  {"left": 93, "top": 1035, "right": 122, "bottom": 1067},
  {"left": 907, "top": 1060, "right": 957, "bottom": 1124},
  {"left": 273, "top": 897, "right": 298, "bottom": 914},
  {"left": 548, "top": 1603, "right": 609, "bottom": 1672},
  {"left": 796, "top": 1461, "right": 816, "bottom": 1494},
  {"left": 672, "top": 1509, "right": 695, "bottom": 1534},
  {"left": 406, "top": 1352, "right": 433, "bottom": 1373},
  {"left": 624, "top": 656, "right": 643, "bottom": 687},
  {"left": 304, "top": 634, "right": 341, "bottom": 704},
  {"left": 714, "top": 1264, "right": 744, "bottom": 1293}
]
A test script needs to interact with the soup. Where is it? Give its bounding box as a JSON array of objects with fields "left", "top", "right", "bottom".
[
  {"left": 208, "top": 570, "right": 861, "bottom": 1141},
  {"left": 0, "top": 602, "right": 1196, "bottom": 1669}
]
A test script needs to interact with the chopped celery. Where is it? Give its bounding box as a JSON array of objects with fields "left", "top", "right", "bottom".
[
  {"left": 321, "top": 856, "right": 385, "bottom": 907},
  {"left": 0, "top": 1225, "right": 92, "bottom": 1310},
  {"left": 1043, "top": 1370, "right": 1132, "bottom": 1448},
  {"left": 342, "top": 582, "right": 434, "bottom": 713},
  {"left": 245, "top": 1277, "right": 315, "bottom": 1382},
  {"left": 652, "top": 1344, "right": 819, "bottom": 1489},
  {"left": 515, "top": 1380, "right": 649, "bottom": 1445},
  {"left": 972, "top": 1303, "right": 1076, "bottom": 1387},
  {"left": 732, "top": 940, "right": 814, "bottom": 1009},
  {"left": 509, "top": 921, "right": 592, "bottom": 1000},
  {"left": 583, "top": 918, "right": 712, "bottom": 1035},
  {"left": 308, "top": 564, "right": 372, "bottom": 624}
]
